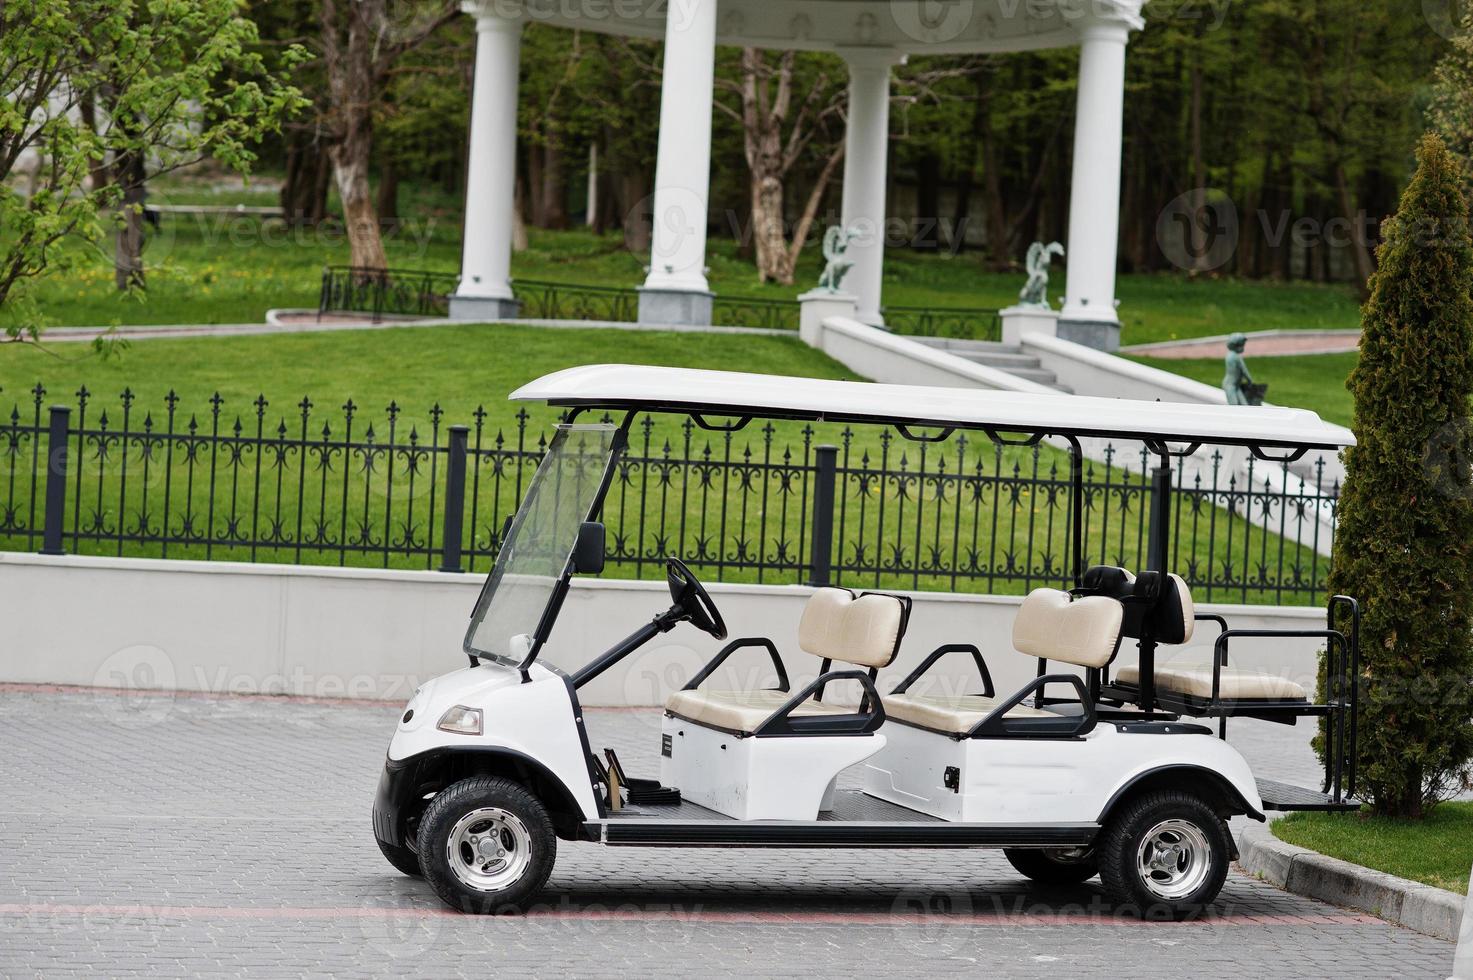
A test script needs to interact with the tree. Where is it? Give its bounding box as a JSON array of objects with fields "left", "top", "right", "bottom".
[
  {"left": 569, "top": 33, "right": 661, "bottom": 254},
  {"left": 318, "top": 0, "right": 456, "bottom": 270},
  {"left": 1327, "top": 134, "right": 1473, "bottom": 818},
  {"left": 715, "top": 48, "right": 845, "bottom": 286},
  {"left": 0, "top": 0, "right": 304, "bottom": 339},
  {"left": 1431, "top": 9, "right": 1473, "bottom": 191}
]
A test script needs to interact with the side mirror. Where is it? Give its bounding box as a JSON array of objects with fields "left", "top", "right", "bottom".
[{"left": 572, "top": 521, "right": 605, "bottom": 575}]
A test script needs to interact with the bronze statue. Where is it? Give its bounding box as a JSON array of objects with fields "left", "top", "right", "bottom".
[{"left": 1223, "top": 332, "right": 1265, "bottom": 405}]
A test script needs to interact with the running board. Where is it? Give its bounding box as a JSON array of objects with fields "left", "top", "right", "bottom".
[
  {"left": 1256, "top": 777, "right": 1359, "bottom": 812},
  {"left": 595, "top": 821, "right": 1099, "bottom": 848}
]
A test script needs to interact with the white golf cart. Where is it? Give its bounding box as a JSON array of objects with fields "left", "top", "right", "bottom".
[{"left": 372, "top": 365, "right": 1360, "bottom": 918}]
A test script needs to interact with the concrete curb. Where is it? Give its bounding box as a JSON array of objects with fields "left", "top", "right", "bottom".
[{"left": 1238, "top": 821, "right": 1468, "bottom": 943}]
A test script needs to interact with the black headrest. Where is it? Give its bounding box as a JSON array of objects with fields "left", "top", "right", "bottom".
[
  {"left": 1136, "top": 572, "right": 1192, "bottom": 644},
  {"left": 1077, "top": 566, "right": 1190, "bottom": 643},
  {"left": 1081, "top": 565, "right": 1134, "bottom": 597},
  {"left": 1079, "top": 565, "right": 1149, "bottom": 639}
]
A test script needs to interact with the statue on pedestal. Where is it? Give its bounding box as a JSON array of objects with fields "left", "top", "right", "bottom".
[
  {"left": 1019, "top": 241, "right": 1065, "bottom": 308},
  {"left": 816, "top": 225, "right": 857, "bottom": 293}
]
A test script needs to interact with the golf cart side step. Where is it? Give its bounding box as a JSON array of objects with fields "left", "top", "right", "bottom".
[
  {"left": 1256, "top": 777, "right": 1360, "bottom": 812},
  {"left": 600, "top": 820, "right": 1099, "bottom": 848}
]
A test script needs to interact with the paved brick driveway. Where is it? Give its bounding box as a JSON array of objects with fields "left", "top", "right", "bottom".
[{"left": 0, "top": 688, "right": 1456, "bottom": 978}]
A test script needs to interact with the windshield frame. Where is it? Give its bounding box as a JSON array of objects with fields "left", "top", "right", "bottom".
[{"left": 462, "top": 411, "right": 632, "bottom": 670}]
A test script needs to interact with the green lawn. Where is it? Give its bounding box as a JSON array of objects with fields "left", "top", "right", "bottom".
[
  {"left": 0, "top": 321, "right": 1333, "bottom": 602},
  {"left": 1131, "top": 352, "right": 1357, "bottom": 429},
  {"left": 1272, "top": 803, "right": 1473, "bottom": 894},
  {"left": 11, "top": 175, "right": 1363, "bottom": 346}
]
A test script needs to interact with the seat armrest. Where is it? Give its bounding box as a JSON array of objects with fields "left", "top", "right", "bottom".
[
  {"left": 753, "top": 670, "right": 886, "bottom": 737},
  {"left": 682, "top": 637, "right": 790, "bottom": 693},
  {"left": 890, "top": 643, "right": 995, "bottom": 698},
  {"left": 968, "top": 674, "right": 1095, "bottom": 739},
  {"left": 1192, "top": 613, "right": 1229, "bottom": 665}
]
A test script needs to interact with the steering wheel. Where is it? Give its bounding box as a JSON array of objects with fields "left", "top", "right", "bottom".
[{"left": 664, "top": 557, "right": 728, "bottom": 640}]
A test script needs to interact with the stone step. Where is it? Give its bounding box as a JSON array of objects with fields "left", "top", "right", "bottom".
[
  {"left": 949, "top": 349, "right": 1044, "bottom": 369},
  {"left": 904, "top": 334, "right": 1073, "bottom": 394}
]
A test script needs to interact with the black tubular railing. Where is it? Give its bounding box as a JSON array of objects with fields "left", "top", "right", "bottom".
[
  {"left": 881, "top": 305, "right": 1003, "bottom": 342},
  {"left": 318, "top": 266, "right": 460, "bottom": 322},
  {"left": 1, "top": 386, "right": 1341, "bottom": 604}
]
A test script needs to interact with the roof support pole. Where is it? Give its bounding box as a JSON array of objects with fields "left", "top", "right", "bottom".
[
  {"left": 838, "top": 48, "right": 902, "bottom": 327},
  {"left": 638, "top": 0, "right": 717, "bottom": 326},
  {"left": 1060, "top": 15, "right": 1135, "bottom": 352},
  {"left": 451, "top": 5, "right": 522, "bottom": 321}
]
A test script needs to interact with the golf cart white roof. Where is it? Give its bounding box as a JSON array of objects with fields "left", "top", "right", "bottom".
[{"left": 512, "top": 364, "right": 1353, "bottom": 451}]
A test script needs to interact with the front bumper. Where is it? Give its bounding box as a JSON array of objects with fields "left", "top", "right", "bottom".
[{"left": 371, "top": 755, "right": 422, "bottom": 848}]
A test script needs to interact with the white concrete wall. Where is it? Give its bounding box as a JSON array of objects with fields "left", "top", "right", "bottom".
[{"left": 1, "top": 553, "right": 1335, "bottom": 708}]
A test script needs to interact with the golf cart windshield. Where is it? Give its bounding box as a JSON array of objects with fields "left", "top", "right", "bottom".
[{"left": 465, "top": 423, "right": 616, "bottom": 662}]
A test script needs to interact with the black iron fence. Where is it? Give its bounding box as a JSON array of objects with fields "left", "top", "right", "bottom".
[
  {"left": 2, "top": 386, "right": 1341, "bottom": 605},
  {"left": 513, "top": 279, "right": 800, "bottom": 330},
  {"left": 881, "top": 305, "right": 1003, "bottom": 342},
  {"left": 317, "top": 266, "right": 459, "bottom": 322},
  {"left": 317, "top": 268, "right": 1001, "bottom": 337},
  {"left": 513, "top": 278, "right": 638, "bottom": 322}
]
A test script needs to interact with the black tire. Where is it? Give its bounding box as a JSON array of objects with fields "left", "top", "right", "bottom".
[
  {"left": 1097, "top": 789, "right": 1231, "bottom": 920},
  {"left": 416, "top": 776, "right": 556, "bottom": 914},
  {"left": 375, "top": 835, "right": 423, "bottom": 878},
  {"left": 1003, "top": 846, "right": 1099, "bottom": 885}
]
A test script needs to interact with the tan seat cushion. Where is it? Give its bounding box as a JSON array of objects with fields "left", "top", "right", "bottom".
[
  {"left": 882, "top": 692, "right": 1053, "bottom": 734},
  {"left": 665, "top": 689, "right": 849, "bottom": 734},
  {"left": 798, "top": 588, "right": 907, "bottom": 668},
  {"left": 1115, "top": 663, "right": 1306, "bottom": 701},
  {"left": 1012, "top": 589, "right": 1124, "bottom": 668}
]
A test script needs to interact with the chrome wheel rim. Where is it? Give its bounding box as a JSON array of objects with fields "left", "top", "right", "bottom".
[
  {"left": 1135, "top": 818, "right": 1213, "bottom": 900},
  {"left": 446, "top": 807, "right": 533, "bottom": 892}
]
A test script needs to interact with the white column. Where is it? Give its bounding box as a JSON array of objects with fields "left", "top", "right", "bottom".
[
  {"left": 1060, "top": 18, "right": 1131, "bottom": 347},
  {"left": 638, "top": 0, "right": 717, "bottom": 325},
  {"left": 839, "top": 49, "right": 900, "bottom": 327},
  {"left": 451, "top": 6, "right": 521, "bottom": 320}
]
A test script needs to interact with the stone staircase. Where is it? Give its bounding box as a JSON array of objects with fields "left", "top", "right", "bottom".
[{"left": 908, "top": 337, "right": 1073, "bottom": 393}]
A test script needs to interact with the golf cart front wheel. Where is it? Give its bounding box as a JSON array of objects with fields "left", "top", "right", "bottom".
[
  {"left": 416, "top": 776, "right": 556, "bottom": 914},
  {"left": 1003, "top": 846, "right": 1098, "bottom": 884},
  {"left": 1098, "top": 789, "right": 1230, "bottom": 919}
]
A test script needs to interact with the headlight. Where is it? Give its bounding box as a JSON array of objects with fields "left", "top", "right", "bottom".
[{"left": 436, "top": 705, "right": 483, "bottom": 736}]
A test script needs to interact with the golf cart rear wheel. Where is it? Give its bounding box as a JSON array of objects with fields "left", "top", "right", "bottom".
[
  {"left": 1098, "top": 789, "right": 1230, "bottom": 919},
  {"left": 1003, "top": 846, "right": 1099, "bottom": 884},
  {"left": 416, "top": 776, "right": 556, "bottom": 914},
  {"left": 375, "top": 835, "right": 423, "bottom": 878}
]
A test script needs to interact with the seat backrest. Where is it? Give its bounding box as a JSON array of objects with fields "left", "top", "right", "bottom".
[
  {"left": 798, "top": 587, "right": 910, "bottom": 668},
  {"left": 1012, "top": 589, "right": 1124, "bottom": 669}
]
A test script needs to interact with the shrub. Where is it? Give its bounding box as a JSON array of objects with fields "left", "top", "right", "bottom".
[{"left": 1327, "top": 133, "right": 1473, "bottom": 818}]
